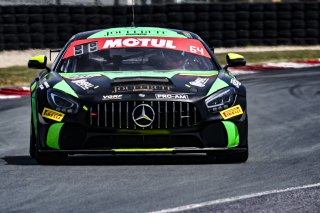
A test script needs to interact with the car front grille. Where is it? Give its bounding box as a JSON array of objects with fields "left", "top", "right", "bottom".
[{"left": 89, "top": 101, "right": 201, "bottom": 129}]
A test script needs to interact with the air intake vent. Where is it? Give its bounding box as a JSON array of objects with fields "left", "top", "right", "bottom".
[{"left": 89, "top": 101, "right": 201, "bottom": 129}]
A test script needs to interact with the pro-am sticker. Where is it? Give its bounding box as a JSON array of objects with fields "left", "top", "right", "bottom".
[
  {"left": 102, "top": 95, "right": 122, "bottom": 100},
  {"left": 220, "top": 105, "right": 243, "bottom": 120},
  {"left": 42, "top": 107, "right": 65, "bottom": 122},
  {"left": 155, "top": 94, "right": 189, "bottom": 100}
]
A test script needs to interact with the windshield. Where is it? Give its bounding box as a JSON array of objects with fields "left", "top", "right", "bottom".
[{"left": 58, "top": 37, "right": 217, "bottom": 72}]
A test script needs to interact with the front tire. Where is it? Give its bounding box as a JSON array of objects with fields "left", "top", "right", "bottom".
[
  {"left": 30, "top": 117, "right": 67, "bottom": 164},
  {"left": 34, "top": 148, "right": 67, "bottom": 165},
  {"left": 207, "top": 148, "right": 248, "bottom": 163},
  {"left": 34, "top": 137, "right": 68, "bottom": 165},
  {"left": 224, "top": 149, "right": 248, "bottom": 163},
  {"left": 29, "top": 118, "right": 36, "bottom": 158}
]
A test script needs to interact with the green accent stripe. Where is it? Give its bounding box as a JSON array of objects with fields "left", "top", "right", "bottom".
[
  {"left": 112, "top": 148, "right": 175, "bottom": 152},
  {"left": 88, "top": 27, "right": 187, "bottom": 38},
  {"left": 46, "top": 123, "right": 64, "bottom": 149},
  {"left": 60, "top": 71, "right": 218, "bottom": 80},
  {"left": 31, "top": 82, "right": 36, "bottom": 92},
  {"left": 206, "top": 78, "right": 229, "bottom": 96},
  {"left": 31, "top": 93, "right": 38, "bottom": 138},
  {"left": 53, "top": 80, "right": 78, "bottom": 98},
  {"left": 222, "top": 121, "right": 240, "bottom": 148}
]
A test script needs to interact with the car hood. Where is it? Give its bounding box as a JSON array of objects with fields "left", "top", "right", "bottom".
[{"left": 58, "top": 70, "right": 219, "bottom": 100}]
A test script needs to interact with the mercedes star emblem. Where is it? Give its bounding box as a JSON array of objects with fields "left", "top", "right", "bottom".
[{"left": 132, "top": 104, "right": 155, "bottom": 128}]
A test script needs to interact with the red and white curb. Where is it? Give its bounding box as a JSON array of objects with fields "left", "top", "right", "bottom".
[
  {"left": 0, "top": 87, "right": 30, "bottom": 99},
  {"left": 230, "top": 59, "right": 320, "bottom": 74},
  {"left": 0, "top": 60, "right": 320, "bottom": 99}
]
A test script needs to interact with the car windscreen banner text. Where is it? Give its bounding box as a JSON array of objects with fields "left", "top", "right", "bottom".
[{"left": 62, "top": 37, "right": 211, "bottom": 59}]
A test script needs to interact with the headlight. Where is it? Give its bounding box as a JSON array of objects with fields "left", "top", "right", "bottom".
[
  {"left": 47, "top": 90, "right": 79, "bottom": 114},
  {"left": 205, "top": 87, "right": 236, "bottom": 112}
]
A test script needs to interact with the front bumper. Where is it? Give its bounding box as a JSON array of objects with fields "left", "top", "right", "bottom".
[
  {"left": 37, "top": 94, "right": 248, "bottom": 152},
  {"left": 38, "top": 116, "right": 247, "bottom": 152}
]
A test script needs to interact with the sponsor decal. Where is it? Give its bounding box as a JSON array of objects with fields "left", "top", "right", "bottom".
[
  {"left": 39, "top": 81, "right": 50, "bottom": 90},
  {"left": 113, "top": 84, "right": 172, "bottom": 93},
  {"left": 230, "top": 78, "right": 241, "bottom": 88},
  {"left": 42, "top": 107, "right": 65, "bottom": 122},
  {"left": 43, "top": 81, "right": 50, "bottom": 88},
  {"left": 71, "top": 79, "right": 94, "bottom": 90},
  {"left": 155, "top": 94, "right": 189, "bottom": 100},
  {"left": 63, "top": 74, "right": 101, "bottom": 80},
  {"left": 62, "top": 37, "right": 211, "bottom": 59},
  {"left": 102, "top": 94, "right": 123, "bottom": 100},
  {"left": 220, "top": 105, "right": 243, "bottom": 120},
  {"left": 189, "top": 77, "right": 209, "bottom": 88},
  {"left": 103, "top": 38, "right": 176, "bottom": 49}
]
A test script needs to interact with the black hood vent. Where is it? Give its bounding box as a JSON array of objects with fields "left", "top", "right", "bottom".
[{"left": 111, "top": 77, "right": 173, "bottom": 93}]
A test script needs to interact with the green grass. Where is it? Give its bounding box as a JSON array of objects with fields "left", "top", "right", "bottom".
[
  {"left": 0, "top": 49, "right": 319, "bottom": 87},
  {"left": 0, "top": 66, "right": 39, "bottom": 87}
]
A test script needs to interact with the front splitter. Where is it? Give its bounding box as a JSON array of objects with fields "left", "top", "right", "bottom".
[{"left": 38, "top": 147, "right": 247, "bottom": 154}]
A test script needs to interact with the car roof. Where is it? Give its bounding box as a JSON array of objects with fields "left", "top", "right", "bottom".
[{"left": 74, "top": 27, "right": 197, "bottom": 40}]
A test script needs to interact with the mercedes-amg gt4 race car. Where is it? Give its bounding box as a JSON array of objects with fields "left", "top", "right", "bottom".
[{"left": 28, "top": 27, "right": 248, "bottom": 164}]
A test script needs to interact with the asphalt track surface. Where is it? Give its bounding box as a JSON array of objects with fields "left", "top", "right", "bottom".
[{"left": 0, "top": 67, "right": 319, "bottom": 212}]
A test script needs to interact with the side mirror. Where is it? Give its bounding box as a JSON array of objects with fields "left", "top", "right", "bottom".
[
  {"left": 28, "top": 55, "right": 48, "bottom": 69},
  {"left": 226, "top": 53, "right": 246, "bottom": 67}
]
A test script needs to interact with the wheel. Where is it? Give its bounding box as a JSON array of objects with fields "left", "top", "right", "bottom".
[
  {"left": 228, "top": 149, "right": 248, "bottom": 163},
  {"left": 30, "top": 118, "right": 67, "bottom": 164},
  {"left": 34, "top": 137, "right": 68, "bottom": 164},
  {"left": 29, "top": 120, "right": 36, "bottom": 159},
  {"left": 207, "top": 148, "right": 249, "bottom": 163},
  {"left": 34, "top": 148, "right": 67, "bottom": 165}
]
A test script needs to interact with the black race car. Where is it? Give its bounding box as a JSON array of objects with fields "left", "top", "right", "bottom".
[{"left": 28, "top": 27, "right": 248, "bottom": 164}]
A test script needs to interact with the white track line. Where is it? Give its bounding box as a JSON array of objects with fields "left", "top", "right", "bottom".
[
  {"left": 150, "top": 182, "right": 320, "bottom": 213},
  {"left": 0, "top": 95, "right": 21, "bottom": 99},
  {"left": 230, "top": 70, "right": 257, "bottom": 75},
  {"left": 266, "top": 62, "right": 320, "bottom": 68}
]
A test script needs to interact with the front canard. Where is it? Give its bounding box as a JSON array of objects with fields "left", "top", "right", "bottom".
[
  {"left": 220, "top": 105, "right": 243, "bottom": 120},
  {"left": 42, "top": 107, "right": 65, "bottom": 122}
]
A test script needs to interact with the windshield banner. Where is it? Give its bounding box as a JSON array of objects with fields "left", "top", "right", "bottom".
[{"left": 62, "top": 37, "right": 211, "bottom": 59}]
